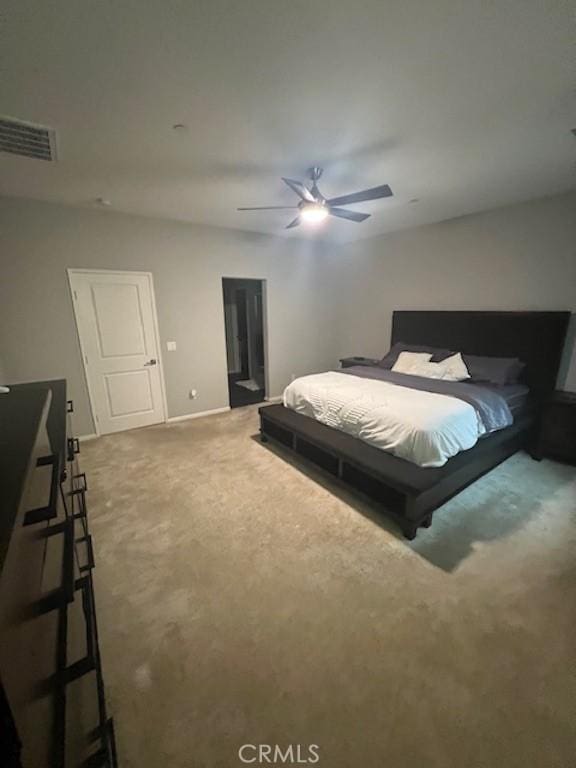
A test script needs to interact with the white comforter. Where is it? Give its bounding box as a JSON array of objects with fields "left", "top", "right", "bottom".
[{"left": 283, "top": 371, "right": 486, "bottom": 467}]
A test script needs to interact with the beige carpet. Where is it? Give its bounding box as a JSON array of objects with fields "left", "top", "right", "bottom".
[{"left": 82, "top": 406, "right": 576, "bottom": 768}]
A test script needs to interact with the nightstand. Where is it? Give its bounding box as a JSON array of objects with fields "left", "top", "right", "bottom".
[
  {"left": 536, "top": 391, "right": 576, "bottom": 465},
  {"left": 339, "top": 356, "right": 380, "bottom": 369}
]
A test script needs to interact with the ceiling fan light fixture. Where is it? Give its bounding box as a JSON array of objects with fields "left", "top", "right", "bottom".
[{"left": 300, "top": 202, "right": 328, "bottom": 224}]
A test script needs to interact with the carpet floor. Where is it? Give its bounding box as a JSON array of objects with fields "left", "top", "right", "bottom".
[{"left": 82, "top": 406, "right": 576, "bottom": 768}]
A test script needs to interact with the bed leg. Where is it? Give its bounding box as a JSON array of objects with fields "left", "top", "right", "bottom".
[
  {"left": 421, "top": 514, "right": 433, "bottom": 528},
  {"left": 401, "top": 522, "right": 418, "bottom": 541},
  {"left": 260, "top": 430, "right": 268, "bottom": 443}
]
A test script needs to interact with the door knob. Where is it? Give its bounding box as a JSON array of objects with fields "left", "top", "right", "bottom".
[{"left": 144, "top": 359, "right": 157, "bottom": 366}]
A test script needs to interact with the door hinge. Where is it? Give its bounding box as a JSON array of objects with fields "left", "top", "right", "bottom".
[
  {"left": 84, "top": 354, "right": 88, "bottom": 365},
  {"left": 73, "top": 290, "right": 78, "bottom": 301}
]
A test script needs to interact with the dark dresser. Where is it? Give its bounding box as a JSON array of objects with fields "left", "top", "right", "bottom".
[
  {"left": 0, "top": 381, "right": 117, "bottom": 767},
  {"left": 536, "top": 390, "right": 576, "bottom": 465}
]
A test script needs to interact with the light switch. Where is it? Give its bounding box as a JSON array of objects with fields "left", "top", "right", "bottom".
[{"left": 167, "top": 341, "right": 177, "bottom": 351}]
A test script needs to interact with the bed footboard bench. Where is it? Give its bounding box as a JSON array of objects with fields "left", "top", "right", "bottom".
[{"left": 258, "top": 404, "right": 535, "bottom": 539}]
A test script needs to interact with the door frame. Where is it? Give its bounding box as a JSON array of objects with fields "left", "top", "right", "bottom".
[{"left": 67, "top": 268, "right": 168, "bottom": 436}]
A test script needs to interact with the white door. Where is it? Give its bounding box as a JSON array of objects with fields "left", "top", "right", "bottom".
[{"left": 69, "top": 270, "right": 166, "bottom": 434}]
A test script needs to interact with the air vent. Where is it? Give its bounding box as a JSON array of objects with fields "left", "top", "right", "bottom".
[{"left": 0, "top": 116, "right": 56, "bottom": 161}]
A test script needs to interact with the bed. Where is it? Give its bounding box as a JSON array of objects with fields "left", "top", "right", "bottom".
[{"left": 258, "top": 311, "right": 570, "bottom": 539}]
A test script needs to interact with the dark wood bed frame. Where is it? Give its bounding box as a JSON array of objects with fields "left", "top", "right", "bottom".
[{"left": 258, "top": 311, "right": 570, "bottom": 539}]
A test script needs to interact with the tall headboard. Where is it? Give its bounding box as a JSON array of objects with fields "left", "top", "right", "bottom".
[{"left": 391, "top": 311, "right": 570, "bottom": 396}]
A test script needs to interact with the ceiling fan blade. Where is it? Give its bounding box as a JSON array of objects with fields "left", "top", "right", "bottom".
[
  {"left": 281, "top": 177, "right": 315, "bottom": 202},
  {"left": 329, "top": 207, "right": 371, "bottom": 223},
  {"left": 285, "top": 217, "right": 301, "bottom": 229},
  {"left": 237, "top": 206, "right": 297, "bottom": 211},
  {"left": 327, "top": 184, "right": 393, "bottom": 207}
]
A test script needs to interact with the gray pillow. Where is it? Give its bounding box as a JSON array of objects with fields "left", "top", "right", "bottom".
[
  {"left": 463, "top": 355, "right": 524, "bottom": 386},
  {"left": 379, "top": 342, "right": 454, "bottom": 369}
]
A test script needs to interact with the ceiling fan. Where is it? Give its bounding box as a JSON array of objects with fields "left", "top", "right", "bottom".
[{"left": 237, "top": 167, "right": 393, "bottom": 228}]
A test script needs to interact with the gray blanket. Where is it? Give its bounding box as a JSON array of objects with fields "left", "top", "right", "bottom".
[{"left": 340, "top": 366, "right": 513, "bottom": 433}]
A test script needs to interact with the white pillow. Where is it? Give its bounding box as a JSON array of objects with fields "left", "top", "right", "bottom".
[
  {"left": 440, "top": 353, "right": 470, "bottom": 381},
  {"left": 410, "top": 353, "right": 470, "bottom": 382},
  {"left": 407, "top": 361, "right": 448, "bottom": 380},
  {"left": 392, "top": 351, "right": 432, "bottom": 374}
]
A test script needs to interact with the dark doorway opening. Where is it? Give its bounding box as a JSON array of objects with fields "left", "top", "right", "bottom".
[{"left": 222, "top": 278, "right": 266, "bottom": 408}]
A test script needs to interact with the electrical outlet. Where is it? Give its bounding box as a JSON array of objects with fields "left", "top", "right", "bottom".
[
  {"left": 167, "top": 340, "right": 177, "bottom": 351},
  {"left": 189, "top": 389, "right": 198, "bottom": 400}
]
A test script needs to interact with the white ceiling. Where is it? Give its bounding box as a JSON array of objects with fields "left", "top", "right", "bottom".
[{"left": 1, "top": 0, "right": 574, "bottom": 243}]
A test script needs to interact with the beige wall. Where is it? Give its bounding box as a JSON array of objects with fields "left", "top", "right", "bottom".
[
  {"left": 0, "top": 197, "right": 342, "bottom": 434},
  {"left": 1, "top": 191, "right": 574, "bottom": 437},
  {"left": 334, "top": 191, "right": 576, "bottom": 389}
]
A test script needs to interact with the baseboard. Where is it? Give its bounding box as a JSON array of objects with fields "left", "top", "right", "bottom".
[
  {"left": 166, "top": 406, "right": 231, "bottom": 423},
  {"left": 79, "top": 433, "right": 98, "bottom": 442},
  {"left": 264, "top": 395, "right": 283, "bottom": 403}
]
